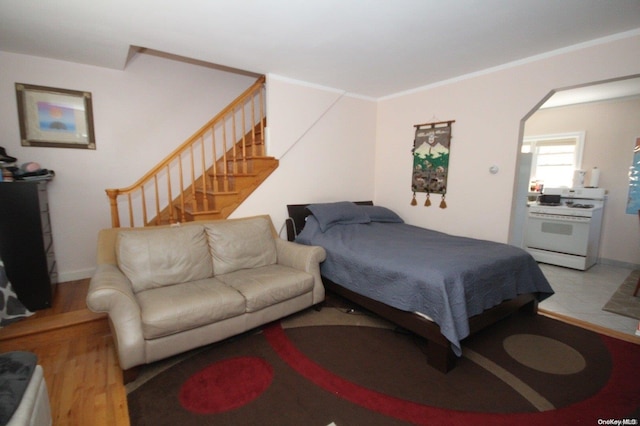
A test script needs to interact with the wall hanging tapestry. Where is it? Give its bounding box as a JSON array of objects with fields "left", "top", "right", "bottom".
[{"left": 411, "top": 120, "right": 454, "bottom": 208}]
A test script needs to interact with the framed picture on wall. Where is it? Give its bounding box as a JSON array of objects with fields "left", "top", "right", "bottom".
[{"left": 15, "top": 83, "right": 96, "bottom": 149}]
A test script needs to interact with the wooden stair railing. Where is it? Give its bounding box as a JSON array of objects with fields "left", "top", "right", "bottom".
[{"left": 106, "top": 76, "right": 276, "bottom": 228}]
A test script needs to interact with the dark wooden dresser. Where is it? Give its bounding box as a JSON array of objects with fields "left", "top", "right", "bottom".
[{"left": 0, "top": 181, "right": 57, "bottom": 310}]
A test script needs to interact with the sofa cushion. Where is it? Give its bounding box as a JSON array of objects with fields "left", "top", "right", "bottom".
[
  {"left": 216, "top": 264, "right": 314, "bottom": 312},
  {"left": 135, "top": 277, "right": 246, "bottom": 339},
  {"left": 116, "top": 225, "right": 213, "bottom": 293},
  {"left": 205, "top": 217, "right": 277, "bottom": 276}
]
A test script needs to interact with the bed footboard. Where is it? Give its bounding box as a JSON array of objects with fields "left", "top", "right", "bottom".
[
  {"left": 323, "top": 277, "right": 537, "bottom": 373},
  {"left": 323, "top": 278, "right": 457, "bottom": 372}
]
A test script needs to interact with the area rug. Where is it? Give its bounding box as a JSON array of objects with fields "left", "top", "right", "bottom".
[
  {"left": 127, "top": 306, "right": 640, "bottom": 425},
  {"left": 603, "top": 270, "right": 640, "bottom": 320}
]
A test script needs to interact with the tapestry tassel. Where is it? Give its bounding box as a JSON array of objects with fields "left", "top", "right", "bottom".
[
  {"left": 439, "top": 194, "right": 447, "bottom": 209},
  {"left": 424, "top": 193, "right": 431, "bottom": 207},
  {"left": 410, "top": 192, "right": 417, "bottom": 206}
]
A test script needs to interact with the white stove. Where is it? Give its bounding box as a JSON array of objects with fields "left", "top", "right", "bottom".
[
  {"left": 525, "top": 187, "right": 606, "bottom": 270},
  {"left": 528, "top": 188, "right": 605, "bottom": 214}
]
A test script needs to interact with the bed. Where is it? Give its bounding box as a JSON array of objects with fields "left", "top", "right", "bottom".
[{"left": 286, "top": 201, "right": 554, "bottom": 373}]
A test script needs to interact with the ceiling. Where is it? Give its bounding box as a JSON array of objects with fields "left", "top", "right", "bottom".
[{"left": 1, "top": 0, "right": 639, "bottom": 99}]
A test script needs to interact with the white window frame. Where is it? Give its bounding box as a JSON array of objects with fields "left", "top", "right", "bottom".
[{"left": 522, "top": 131, "right": 585, "bottom": 188}]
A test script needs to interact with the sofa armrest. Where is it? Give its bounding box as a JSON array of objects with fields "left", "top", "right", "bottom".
[
  {"left": 275, "top": 239, "right": 326, "bottom": 304},
  {"left": 86, "top": 263, "right": 146, "bottom": 370}
]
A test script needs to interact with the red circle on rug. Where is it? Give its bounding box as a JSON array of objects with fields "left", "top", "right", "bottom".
[{"left": 179, "top": 356, "right": 274, "bottom": 414}]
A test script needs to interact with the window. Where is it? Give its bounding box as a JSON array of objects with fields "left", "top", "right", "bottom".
[{"left": 522, "top": 132, "right": 584, "bottom": 189}]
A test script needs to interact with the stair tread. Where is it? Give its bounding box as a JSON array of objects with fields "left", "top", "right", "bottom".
[
  {"left": 221, "top": 158, "right": 276, "bottom": 164},
  {"left": 194, "top": 189, "right": 239, "bottom": 195},
  {"left": 209, "top": 173, "right": 258, "bottom": 178},
  {"left": 221, "top": 155, "right": 275, "bottom": 159},
  {"left": 0, "top": 309, "right": 106, "bottom": 342},
  {"left": 178, "top": 205, "right": 222, "bottom": 214}
]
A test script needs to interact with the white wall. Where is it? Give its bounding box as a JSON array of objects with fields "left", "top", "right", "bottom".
[
  {"left": 524, "top": 98, "right": 640, "bottom": 265},
  {"left": 0, "top": 51, "right": 256, "bottom": 281},
  {"left": 232, "top": 75, "right": 377, "bottom": 236},
  {"left": 375, "top": 33, "right": 640, "bottom": 255}
]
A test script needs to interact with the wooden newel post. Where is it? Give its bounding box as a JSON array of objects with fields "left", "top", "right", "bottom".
[{"left": 105, "top": 189, "right": 121, "bottom": 228}]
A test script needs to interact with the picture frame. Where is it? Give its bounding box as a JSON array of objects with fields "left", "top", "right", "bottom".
[{"left": 15, "top": 83, "right": 96, "bottom": 149}]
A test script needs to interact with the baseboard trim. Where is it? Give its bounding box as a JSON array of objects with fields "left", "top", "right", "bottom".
[
  {"left": 538, "top": 308, "right": 640, "bottom": 344},
  {"left": 58, "top": 267, "right": 95, "bottom": 283},
  {"left": 598, "top": 258, "right": 640, "bottom": 270}
]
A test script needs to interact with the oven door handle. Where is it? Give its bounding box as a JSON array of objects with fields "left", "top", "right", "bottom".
[{"left": 528, "top": 212, "right": 591, "bottom": 223}]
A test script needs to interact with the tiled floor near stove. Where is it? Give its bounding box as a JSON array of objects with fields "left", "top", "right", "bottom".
[{"left": 538, "top": 262, "right": 639, "bottom": 337}]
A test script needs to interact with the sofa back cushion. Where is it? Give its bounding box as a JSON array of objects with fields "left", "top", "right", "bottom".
[
  {"left": 205, "top": 217, "right": 277, "bottom": 275},
  {"left": 116, "top": 225, "right": 213, "bottom": 293}
]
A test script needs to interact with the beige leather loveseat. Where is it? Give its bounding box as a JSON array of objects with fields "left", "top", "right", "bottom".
[{"left": 86, "top": 215, "right": 326, "bottom": 377}]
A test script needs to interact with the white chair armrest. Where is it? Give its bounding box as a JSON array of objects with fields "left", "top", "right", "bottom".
[
  {"left": 86, "top": 263, "right": 145, "bottom": 370},
  {"left": 275, "top": 239, "right": 326, "bottom": 304}
]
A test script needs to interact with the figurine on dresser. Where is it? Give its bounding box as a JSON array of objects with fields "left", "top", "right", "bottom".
[
  {"left": 0, "top": 147, "right": 55, "bottom": 182},
  {"left": 0, "top": 146, "right": 17, "bottom": 182}
]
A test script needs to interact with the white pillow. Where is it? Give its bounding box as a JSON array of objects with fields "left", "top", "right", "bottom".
[
  {"left": 205, "top": 217, "right": 277, "bottom": 275},
  {"left": 116, "top": 225, "right": 213, "bottom": 293}
]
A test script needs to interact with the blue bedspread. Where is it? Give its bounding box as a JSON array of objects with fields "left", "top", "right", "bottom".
[{"left": 296, "top": 216, "right": 554, "bottom": 356}]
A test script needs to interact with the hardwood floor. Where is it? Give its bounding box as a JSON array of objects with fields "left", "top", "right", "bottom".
[{"left": 0, "top": 279, "right": 129, "bottom": 426}]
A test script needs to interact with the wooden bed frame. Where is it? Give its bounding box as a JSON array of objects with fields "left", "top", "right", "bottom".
[{"left": 286, "top": 202, "right": 538, "bottom": 373}]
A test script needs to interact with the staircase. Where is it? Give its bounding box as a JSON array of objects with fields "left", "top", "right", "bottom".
[{"left": 105, "top": 76, "right": 277, "bottom": 228}]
